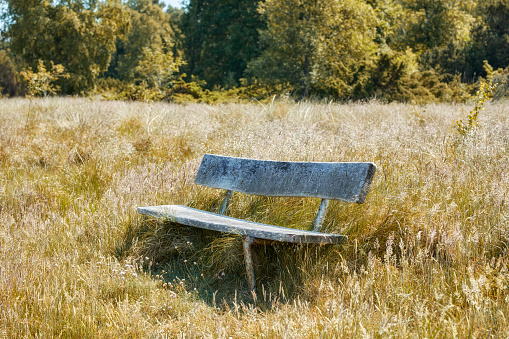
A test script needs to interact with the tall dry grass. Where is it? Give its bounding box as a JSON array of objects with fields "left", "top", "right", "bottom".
[{"left": 0, "top": 97, "right": 508, "bottom": 337}]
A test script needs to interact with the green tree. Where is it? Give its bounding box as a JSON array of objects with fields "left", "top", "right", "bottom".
[
  {"left": 367, "top": 0, "right": 404, "bottom": 47},
  {"left": 181, "top": 0, "right": 264, "bottom": 88},
  {"left": 107, "top": 0, "right": 179, "bottom": 82},
  {"left": 398, "top": 0, "right": 473, "bottom": 51},
  {"left": 365, "top": 0, "right": 480, "bottom": 84},
  {"left": 134, "top": 44, "right": 183, "bottom": 89},
  {"left": 0, "top": 50, "right": 17, "bottom": 97},
  {"left": 248, "top": 0, "right": 377, "bottom": 98},
  {"left": 4, "top": 0, "right": 129, "bottom": 94},
  {"left": 395, "top": 0, "right": 475, "bottom": 73},
  {"left": 468, "top": 0, "right": 509, "bottom": 77}
]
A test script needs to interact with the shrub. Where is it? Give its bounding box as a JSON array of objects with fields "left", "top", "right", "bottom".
[
  {"left": 351, "top": 49, "right": 418, "bottom": 102},
  {"left": 20, "top": 59, "right": 68, "bottom": 98},
  {"left": 453, "top": 64, "right": 496, "bottom": 137}
]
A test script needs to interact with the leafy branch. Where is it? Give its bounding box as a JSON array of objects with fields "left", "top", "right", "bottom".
[
  {"left": 20, "top": 60, "right": 69, "bottom": 98},
  {"left": 453, "top": 61, "right": 495, "bottom": 136}
]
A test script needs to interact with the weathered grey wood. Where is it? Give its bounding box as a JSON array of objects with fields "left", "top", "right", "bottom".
[
  {"left": 194, "top": 154, "right": 376, "bottom": 203},
  {"left": 137, "top": 205, "right": 347, "bottom": 244}
]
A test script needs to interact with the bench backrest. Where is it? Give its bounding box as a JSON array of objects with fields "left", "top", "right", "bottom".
[{"left": 194, "top": 154, "right": 376, "bottom": 203}]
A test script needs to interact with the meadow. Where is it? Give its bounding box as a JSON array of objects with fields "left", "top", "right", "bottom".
[{"left": 1, "top": 97, "right": 508, "bottom": 338}]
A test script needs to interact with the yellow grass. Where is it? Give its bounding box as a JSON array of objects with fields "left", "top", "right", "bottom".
[{"left": 1, "top": 97, "right": 508, "bottom": 337}]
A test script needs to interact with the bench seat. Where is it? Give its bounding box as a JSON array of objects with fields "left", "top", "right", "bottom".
[{"left": 138, "top": 205, "right": 346, "bottom": 244}]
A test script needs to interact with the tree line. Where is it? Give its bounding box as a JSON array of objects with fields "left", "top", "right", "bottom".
[{"left": 0, "top": 0, "right": 508, "bottom": 102}]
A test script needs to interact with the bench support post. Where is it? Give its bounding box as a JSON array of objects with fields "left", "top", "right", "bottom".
[
  {"left": 312, "top": 199, "right": 329, "bottom": 232},
  {"left": 220, "top": 190, "right": 233, "bottom": 215},
  {"left": 242, "top": 236, "right": 256, "bottom": 292}
]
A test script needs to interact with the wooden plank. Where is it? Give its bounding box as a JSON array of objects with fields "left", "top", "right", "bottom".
[
  {"left": 194, "top": 154, "right": 376, "bottom": 203},
  {"left": 137, "top": 205, "right": 347, "bottom": 244}
]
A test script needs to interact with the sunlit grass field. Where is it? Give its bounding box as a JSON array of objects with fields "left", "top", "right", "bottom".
[{"left": 1, "top": 97, "right": 509, "bottom": 337}]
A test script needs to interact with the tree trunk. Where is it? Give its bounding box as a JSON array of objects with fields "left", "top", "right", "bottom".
[{"left": 301, "top": 53, "right": 310, "bottom": 99}]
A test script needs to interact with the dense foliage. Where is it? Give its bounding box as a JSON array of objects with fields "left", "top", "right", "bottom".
[
  {"left": 0, "top": 0, "right": 508, "bottom": 101},
  {"left": 181, "top": 0, "right": 263, "bottom": 89}
]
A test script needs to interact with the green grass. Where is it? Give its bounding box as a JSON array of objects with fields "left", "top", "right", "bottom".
[{"left": 1, "top": 97, "right": 509, "bottom": 337}]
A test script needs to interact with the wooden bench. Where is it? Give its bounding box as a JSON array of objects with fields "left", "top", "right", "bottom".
[{"left": 138, "top": 154, "right": 376, "bottom": 292}]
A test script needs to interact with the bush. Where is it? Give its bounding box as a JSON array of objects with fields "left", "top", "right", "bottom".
[
  {"left": 20, "top": 59, "right": 68, "bottom": 98},
  {"left": 96, "top": 75, "right": 277, "bottom": 104},
  {"left": 96, "top": 78, "right": 163, "bottom": 102},
  {"left": 351, "top": 50, "right": 418, "bottom": 102},
  {"left": 349, "top": 50, "right": 475, "bottom": 104}
]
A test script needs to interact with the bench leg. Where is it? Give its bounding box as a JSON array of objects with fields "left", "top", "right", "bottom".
[{"left": 242, "top": 236, "right": 256, "bottom": 293}]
